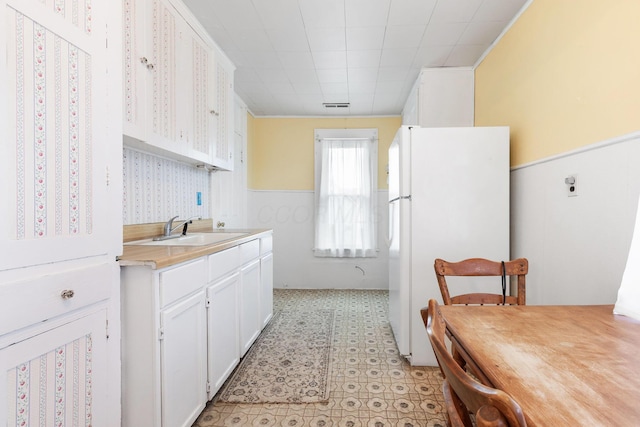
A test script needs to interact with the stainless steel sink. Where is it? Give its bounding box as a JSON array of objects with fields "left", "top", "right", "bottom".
[{"left": 126, "top": 232, "right": 249, "bottom": 246}]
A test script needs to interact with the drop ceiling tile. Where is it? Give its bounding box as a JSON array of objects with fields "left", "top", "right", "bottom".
[
  {"left": 306, "top": 28, "right": 347, "bottom": 51},
  {"left": 430, "top": 0, "right": 483, "bottom": 23},
  {"left": 320, "top": 82, "right": 349, "bottom": 96},
  {"left": 349, "top": 80, "right": 377, "bottom": 94},
  {"left": 348, "top": 92, "right": 375, "bottom": 105},
  {"left": 226, "top": 28, "right": 273, "bottom": 51},
  {"left": 458, "top": 21, "right": 505, "bottom": 45},
  {"left": 284, "top": 68, "right": 318, "bottom": 84},
  {"left": 422, "top": 21, "right": 468, "bottom": 45},
  {"left": 266, "top": 81, "right": 297, "bottom": 94},
  {"left": 197, "top": 0, "right": 262, "bottom": 30},
  {"left": 346, "top": 27, "right": 386, "bottom": 50},
  {"left": 376, "top": 66, "right": 409, "bottom": 82},
  {"left": 253, "top": 0, "right": 304, "bottom": 29},
  {"left": 244, "top": 50, "right": 282, "bottom": 68},
  {"left": 387, "top": 0, "right": 437, "bottom": 26},
  {"left": 379, "top": 48, "right": 417, "bottom": 67},
  {"left": 278, "top": 51, "right": 315, "bottom": 69},
  {"left": 293, "top": 82, "right": 323, "bottom": 94},
  {"left": 284, "top": 68, "right": 319, "bottom": 84},
  {"left": 347, "top": 67, "right": 379, "bottom": 83},
  {"left": 266, "top": 28, "right": 310, "bottom": 51},
  {"left": 473, "top": 0, "right": 528, "bottom": 22},
  {"left": 375, "top": 80, "right": 405, "bottom": 93},
  {"left": 445, "top": 43, "right": 488, "bottom": 66},
  {"left": 412, "top": 44, "right": 453, "bottom": 67},
  {"left": 257, "top": 68, "right": 290, "bottom": 83},
  {"left": 347, "top": 50, "right": 382, "bottom": 67},
  {"left": 313, "top": 51, "right": 348, "bottom": 69},
  {"left": 383, "top": 25, "right": 426, "bottom": 49},
  {"left": 316, "top": 68, "right": 348, "bottom": 83},
  {"left": 299, "top": 0, "right": 345, "bottom": 28},
  {"left": 345, "top": 0, "right": 390, "bottom": 26}
]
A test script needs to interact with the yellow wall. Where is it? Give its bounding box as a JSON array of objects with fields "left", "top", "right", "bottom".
[
  {"left": 475, "top": 0, "right": 640, "bottom": 166},
  {"left": 247, "top": 116, "right": 402, "bottom": 190}
]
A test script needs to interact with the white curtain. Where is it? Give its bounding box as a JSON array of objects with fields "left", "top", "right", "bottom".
[{"left": 314, "top": 138, "right": 377, "bottom": 258}]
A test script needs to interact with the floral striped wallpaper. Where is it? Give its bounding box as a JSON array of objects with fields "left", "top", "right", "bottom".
[{"left": 122, "top": 148, "right": 210, "bottom": 225}]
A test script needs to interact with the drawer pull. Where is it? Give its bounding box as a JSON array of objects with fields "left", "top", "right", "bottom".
[{"left": 60, "top": 289, "right": 75, "bottom": 299}]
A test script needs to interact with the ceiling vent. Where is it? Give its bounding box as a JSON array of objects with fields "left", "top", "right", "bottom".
[{"left": 323, "top": 102, "right": 350, "bottom": 108}]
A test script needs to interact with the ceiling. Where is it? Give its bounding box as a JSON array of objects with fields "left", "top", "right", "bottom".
[{"left": 182, "top": 0, "right": 529, "bottom": 117}]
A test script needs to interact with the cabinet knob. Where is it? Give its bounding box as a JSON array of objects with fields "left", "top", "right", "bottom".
[
  {"left": 60, "top": 289, "right": 75, "bottom": 299},
  {"left": 140, "top": 57, "right": 154, "bottom": 70},
  {"left": 210, "top": 109, "right": 219, "bottom": 116}
]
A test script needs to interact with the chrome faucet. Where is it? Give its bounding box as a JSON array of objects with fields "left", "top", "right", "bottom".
[{"left": 154, "top": 215, "right": 202, "bottom": 241}]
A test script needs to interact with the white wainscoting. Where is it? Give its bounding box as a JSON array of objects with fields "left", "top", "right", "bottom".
[
  {"left": 511, "top": 131, "right": 640, "bottom": 305},
  {"left": 248, "top": 190, "right": 389, "bottom": 290}
]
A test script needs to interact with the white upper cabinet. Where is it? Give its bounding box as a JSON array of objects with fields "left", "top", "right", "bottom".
[
  {"left": 210, "top": 56, "right": 234, "bottom": 170},
  {"left": 402, "top": 67, "right": 475, "bottom": 127},
  {"left": 123, "top": 0, "right": 235, "bottom": 169},
  {"left": 1, "top": 0, "right": 121, "bottom": 269}
]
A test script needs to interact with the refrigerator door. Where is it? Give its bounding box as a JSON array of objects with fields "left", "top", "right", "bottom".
[
  {"left": 388, "top": 126, "right": 413, "bottom": 357},
  {"left": 388, "top": 129, "right": 400, "bottom": 202},
  {"left": 408, "top": 126, "right": 510, "bottom": 366},
  {"left": 388, "top": 198, "right": 410, "bottom": 356}
]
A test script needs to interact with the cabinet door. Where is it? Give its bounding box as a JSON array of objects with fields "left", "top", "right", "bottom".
[
  {"left": 239, "top": 259, "right": 261, "bottom": 356},
  {"left": 160, "top": 290, "right": 206, "bottom": 427},
  {"left": 177, "top": 20, "right": 214, "bottom": 164},
  {"left": 123, "top": 0, "right": 151, "bottom": 141},
  {"left": 210, "top": 59, "right": 234, "bottom": 170},
  {"left": 260, "top": 253, "right": 274, "bottom": 328},
  {"left": 206, "top": 272, "right": 239, "bottom": 400},
  {"left": 148, "top": 0, "right": 178, "bottom": 148},
  {"left": 0, "top": 310, "right": 107, "bottom": 427},
  {"left": 1, "top": 0, "right": 118, "bottom": 270}
]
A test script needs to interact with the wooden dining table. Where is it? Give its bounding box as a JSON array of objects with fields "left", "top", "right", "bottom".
[{"left": 439, "top": 304, "right": 640, "bottom": 426}]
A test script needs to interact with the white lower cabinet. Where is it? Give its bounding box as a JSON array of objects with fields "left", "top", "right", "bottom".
[
  {"left": 206, "top": 272, "right": 240, "bottom": 399},
  {"left": 0, "top": 309, "right": 108, "bottom": 427},
  {"left": 121, "top": 258, "right": 207, "bottom": 427},
  {"left": 260, "top": 234, "right": 274, "bottom": 328},
  {"left": 260, "top": 252, "right": 274, "bottom": 328},
  {"left": 160, "top": 290, "right": 207, "bottom": 427},
  {"left": 239, "top": 259, "right": 261, "bottom": 356},
  {"left": 121, "top": 232, "right": 273, "bottom": 426}
]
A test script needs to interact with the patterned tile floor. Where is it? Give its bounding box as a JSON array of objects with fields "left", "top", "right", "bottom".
[{"left": 193, "top": 289, "right": 447, "bottom": 427}]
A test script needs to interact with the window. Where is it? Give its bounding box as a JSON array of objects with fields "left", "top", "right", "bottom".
[{"left": 314, "top": 129, "right": 378, "bottom": 258}]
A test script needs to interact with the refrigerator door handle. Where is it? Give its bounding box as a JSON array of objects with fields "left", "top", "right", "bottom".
[{"left": 389, "top": 195, "right": 411, "bottom": 203}]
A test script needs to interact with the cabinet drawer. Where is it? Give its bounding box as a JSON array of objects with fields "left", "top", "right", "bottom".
[
  {"left": 239, "top": 240, "right": 260, "bottom": 264},
  {"left": 208, "top": 246, "right": 240, "bottom": 282},
  {"left": 160, "top": 259, "right": 207, "bottom": 308},
  {"left": 260, "top": 235, "right": 273, "bottom": 255},
  {"left": 0, "top": 264, "right": 112, "bottom": 336}
]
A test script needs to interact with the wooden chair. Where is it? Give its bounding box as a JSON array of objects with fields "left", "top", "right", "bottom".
[
  {"left": 434, "top": 258, "right": 528, "bottom": 306},
  {"left": 422, "top": 299, "right": 528, "bottom": 427}
]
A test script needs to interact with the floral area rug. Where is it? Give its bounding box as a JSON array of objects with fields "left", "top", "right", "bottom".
[{"left": 217, "top": 309, "right": 336, "bottom": 404}]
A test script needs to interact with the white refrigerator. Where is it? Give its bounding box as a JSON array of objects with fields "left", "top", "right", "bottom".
[{"left": 388, "top": 125, "right": 510, "bottom": 366}]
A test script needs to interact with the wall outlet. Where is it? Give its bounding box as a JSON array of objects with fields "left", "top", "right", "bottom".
[{"left": 565, "top": 175, "right": 578, "bottom": 197}]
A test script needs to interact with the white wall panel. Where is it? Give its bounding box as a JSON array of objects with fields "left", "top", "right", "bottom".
[
  {"left": 511, "top": 132, "right": 640, "bottom": 305},
  {"left": 248, "top": 190, "right": 389, "bottom": 290}
]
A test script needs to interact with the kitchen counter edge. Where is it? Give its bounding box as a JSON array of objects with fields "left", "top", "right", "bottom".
[{"left": 117, "top": 229, "right": 273, "bottom": 269}]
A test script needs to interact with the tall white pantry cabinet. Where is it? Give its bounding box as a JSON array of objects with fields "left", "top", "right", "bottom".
[{"left": 0, "top": 1, "right": 122, "bottom": 426}]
